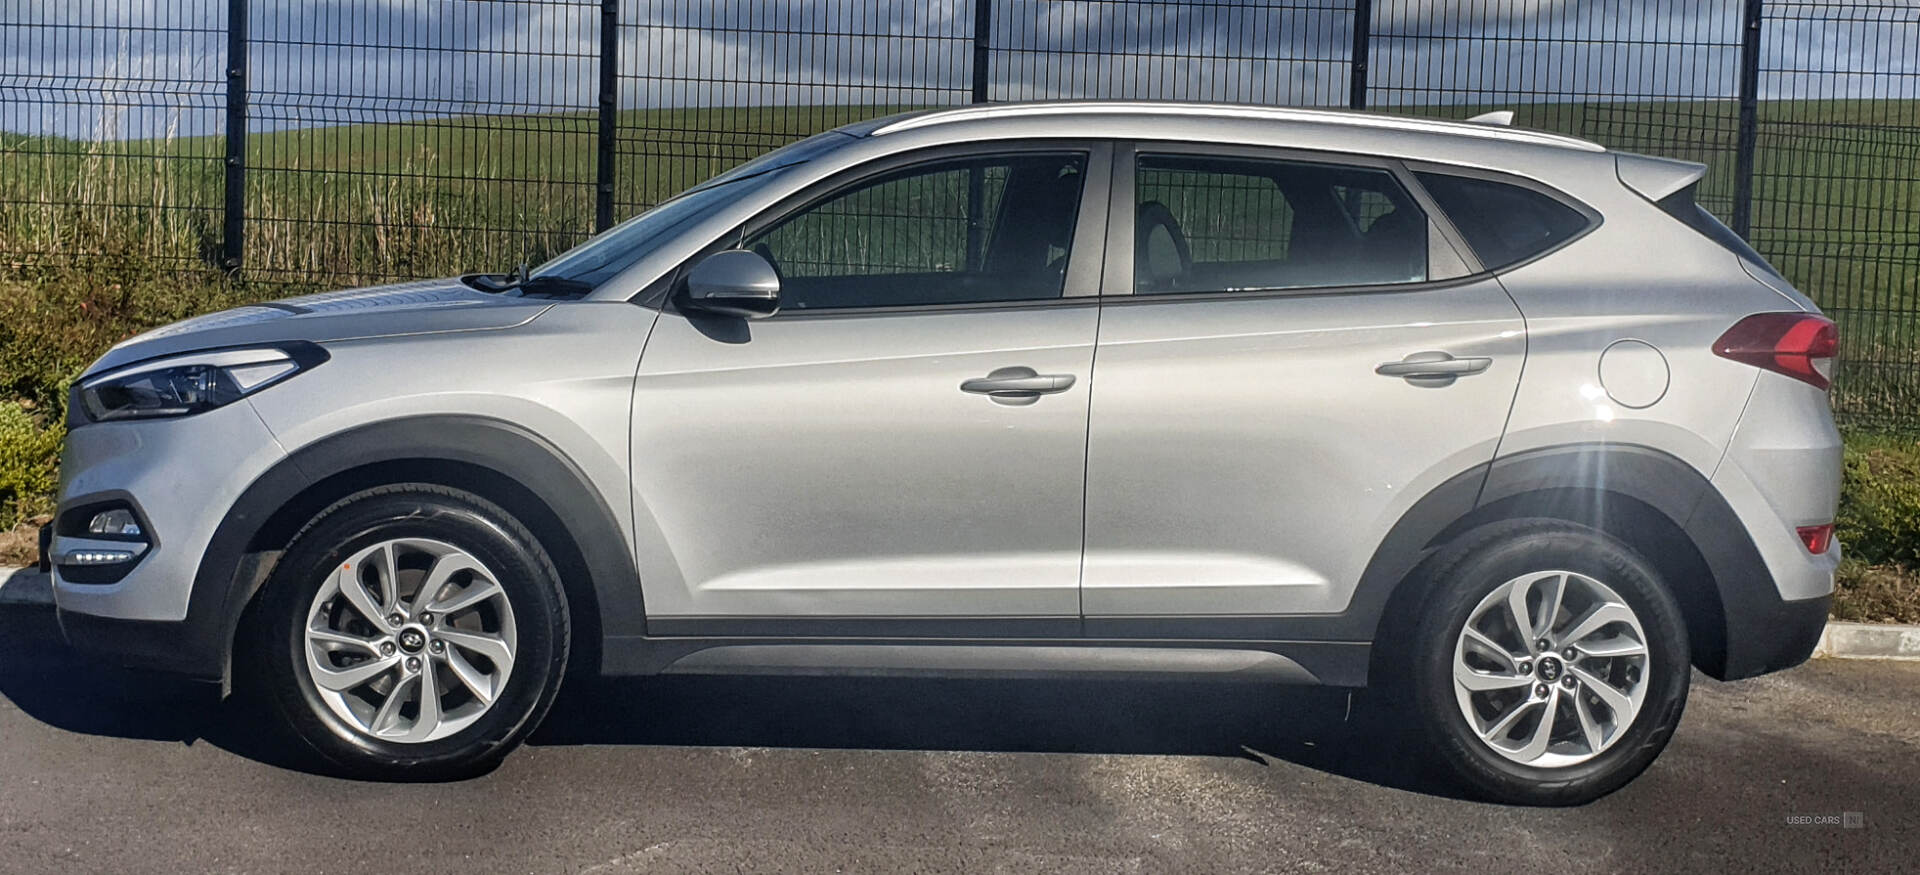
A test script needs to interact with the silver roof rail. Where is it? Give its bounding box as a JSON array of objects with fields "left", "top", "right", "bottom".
[{"left": 870, "top": 101, "right": 1605, "bottom": 152}]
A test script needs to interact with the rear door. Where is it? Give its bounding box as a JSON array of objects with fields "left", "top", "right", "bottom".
[
  {"left": 1080, "top": 143, "right": 1526, "bottom": 627},
  {"left": 630, "top": 144, "right": 1111, "bottom": 633}
]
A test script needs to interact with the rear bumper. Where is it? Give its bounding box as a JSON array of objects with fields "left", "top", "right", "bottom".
[
  {"left": 1699, "top": 370, "right": 1840, "bottom": 680},
  {"left": 1717, "top": 590, "right": 1830, "bottom": 680},
  {"left": 1684, "top": 480, "right": 1837, "bottom": 681}
]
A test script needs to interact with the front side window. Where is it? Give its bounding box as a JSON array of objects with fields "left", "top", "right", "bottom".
[
  {"left": 747, "top": 153, "right": 1088, "bottom": 310},
  {"left": 1133, "top": 153, "right": 1429, "bottom": 294}
]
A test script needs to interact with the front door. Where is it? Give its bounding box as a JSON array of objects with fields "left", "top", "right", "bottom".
[{"left": 630, "top": 146, "right": 1109, "bottom": 634}]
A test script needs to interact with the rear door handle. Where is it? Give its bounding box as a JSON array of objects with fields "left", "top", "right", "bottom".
[
  {"left": 961, "top": 366, "right": 1076, "bottom": 405},
  {"left": 1375, "top": 351, "right": 1492, "bottom": 386}
]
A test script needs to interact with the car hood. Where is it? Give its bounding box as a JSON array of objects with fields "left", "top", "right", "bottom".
[{"left": 83, "top": 278, "right": 551, "bottom": 377}]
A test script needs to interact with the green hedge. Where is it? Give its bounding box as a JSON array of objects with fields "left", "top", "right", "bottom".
[
  {"left": 1836, "top": 433, "right": 1920, "bottom": 569},
  {"left": 0, "top": 400, "right": 61, "bottom": 528}
]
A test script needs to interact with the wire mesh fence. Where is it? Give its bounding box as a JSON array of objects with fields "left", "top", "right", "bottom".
[
  {"left": 0, "top": 0, "right": 226, "bottom": 270},
  {"left": 0, "top": 0, "right": 1915, "bottom": 426},
  {"left": 1755, "top": 1, "right": 1920, "bottom": 427},
  {"left": 240, "top": 0, "right": 601, "bottom": 285}
]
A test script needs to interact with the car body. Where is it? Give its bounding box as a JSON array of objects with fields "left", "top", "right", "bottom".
[{"left": 45, "top": 102, "right": 1842, "bottom": 803}]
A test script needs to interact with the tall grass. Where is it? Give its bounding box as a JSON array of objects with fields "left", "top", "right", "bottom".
[{"left": 1, "top": 133, "right": 592, "bottom": 287}]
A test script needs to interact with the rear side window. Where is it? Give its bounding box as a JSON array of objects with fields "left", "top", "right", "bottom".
[
  {"left": 1415, "top": 172, "right": 1591, "bottom": 270},
  {"left": 1134, "top": 153, "right": 1428, "bottom": 293}
]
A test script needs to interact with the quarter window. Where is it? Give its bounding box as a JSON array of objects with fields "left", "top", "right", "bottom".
[
  {"left": 747, "top": 153, "right": 1087, "bottom": 310},
  {"left": 1413, "top": 172, "right": 1591, "bottom": 270},
  {"left": 1133, "top": 153, "right": 1429, "bottom": 293}
]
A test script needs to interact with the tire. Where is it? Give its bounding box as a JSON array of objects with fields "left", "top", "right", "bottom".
[
  {"left": 249, "top": 483, "right": 570, "bottom": 780},
  {"left": 1397, "top": 519, "right": 1689, "bottom": 806}
]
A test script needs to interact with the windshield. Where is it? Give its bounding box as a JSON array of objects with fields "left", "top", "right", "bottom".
[{"left": 531, "top": 130, "right": 857, "bottom": 289}]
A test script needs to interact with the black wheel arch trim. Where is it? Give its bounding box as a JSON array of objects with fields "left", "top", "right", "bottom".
[
  {"left": 169, "top": 415, "right": 643, "bottom": 682},
  {"left": 1360, "top": 442, "right": 1808, "bottom": 681}
]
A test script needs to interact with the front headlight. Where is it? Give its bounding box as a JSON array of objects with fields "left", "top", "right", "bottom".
[{"left": 76, "top": 343, "right": 327, "bottom": 423}]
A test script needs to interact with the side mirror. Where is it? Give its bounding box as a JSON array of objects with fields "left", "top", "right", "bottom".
[{"left": 683, "top": 249, "right": 780, "bottom": 319}]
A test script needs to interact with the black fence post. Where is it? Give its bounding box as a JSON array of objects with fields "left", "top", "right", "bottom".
[
  {"left": 971, "top": 0, "right": 991, "bottom": 103},
  {"left": 595, "top": 0, "right": 619, "bottom": 232},
  {"left": 222, "top": 0, "right": 248, "bottom": 271},
  {"left": 1732, "top": 0, "right": 1762, "bottom": 238},
  {"left": 967, "top": 0, "right": 991, "bottom": 261},
  {"left": 1350, "top": 0, "right": 1372, "bottom": 110}
]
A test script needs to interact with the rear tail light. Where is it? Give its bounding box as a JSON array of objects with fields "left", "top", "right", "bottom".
[
  {"left": 1713, "top": 313, "right": 1838, "bottom": 390},
  {"left": 1796, "top": 524, "right": 1834, "bottom": 555}
]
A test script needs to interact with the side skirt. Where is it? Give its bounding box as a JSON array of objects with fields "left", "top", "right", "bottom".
[{"left": 602, "top": 634, "right": 1370, "bottom": 687}]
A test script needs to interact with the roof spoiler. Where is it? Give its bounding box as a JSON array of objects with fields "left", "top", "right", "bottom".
[{"left": 1616, "top": 152, "right": 1707, "bottom": 202}]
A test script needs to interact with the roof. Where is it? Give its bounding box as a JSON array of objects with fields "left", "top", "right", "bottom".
[{"left": 867, "top": 101, "right": 1606, "bottom": 153}]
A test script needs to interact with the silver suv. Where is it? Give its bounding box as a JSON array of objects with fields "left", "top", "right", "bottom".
[{"left": 45, "top": 102, "right": 1841, "bottom": 805}]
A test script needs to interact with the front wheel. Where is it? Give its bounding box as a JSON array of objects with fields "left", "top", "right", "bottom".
[
  {"left": 1401, "top": 520, "right": 1690, "bottom": 805},
  {"left": 250, "top": 484, "right": 570, "bottom": 780}
]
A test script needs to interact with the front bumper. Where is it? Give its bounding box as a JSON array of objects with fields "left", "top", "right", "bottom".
[
  {"left": 56, "top": 610, "right": 226, "bottom": 679},
  {"left": 50, "top": 400, "right": 287, "bottom": 679}
]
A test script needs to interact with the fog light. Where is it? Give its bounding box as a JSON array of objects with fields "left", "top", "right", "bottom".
[
  {"left": 1796, "top": 524, "right": 1834, "bottom": 554},
  {"left": 62, "top": 549, "right": 137, "bottom": 566},
  {"left": 87, "top": 508, "right": 143, "bottom": 538}
]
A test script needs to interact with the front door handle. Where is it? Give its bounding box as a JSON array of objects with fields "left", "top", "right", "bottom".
[
  {"left": 961, "top": 366, "right": 1076, "bottom": 405},
  {"left": 1375, "top": 351, "right": 1492, "bottom": 387}
]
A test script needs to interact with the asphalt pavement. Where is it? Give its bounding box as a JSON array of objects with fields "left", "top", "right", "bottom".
[{"left": 0, "top": 601, "right": 1912, "bottom": 873}]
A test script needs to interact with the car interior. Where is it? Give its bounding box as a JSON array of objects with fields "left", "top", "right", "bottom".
[
  {"left": 1133, "top": 155, "right": 1429, "bottom": 293},
  {"left": 750, "top": 154, "right": 1088, "bottom": 310}
]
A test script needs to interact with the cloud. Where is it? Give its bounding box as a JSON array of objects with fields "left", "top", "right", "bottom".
[{"left": 2, "top": 0, "right": 1915, "bottom": 140}]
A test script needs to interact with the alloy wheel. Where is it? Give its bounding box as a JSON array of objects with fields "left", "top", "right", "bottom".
[
  {"left": 301, "top": 538, "right": 518, "bottom": 743},
  {"left": 1452, "top": 570, "right": 1651, "bottom": 768}
]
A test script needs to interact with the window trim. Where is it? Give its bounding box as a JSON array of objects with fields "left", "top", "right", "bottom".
[
  {"left": 665, "top": 140, "right": 1113, "bottom": 318},
  {"left": 1105, "top": 140, "right": 1478, "bottom": 300},
  {"left": 1401, "top": 160, "right": 1604, "bottom": 277}
]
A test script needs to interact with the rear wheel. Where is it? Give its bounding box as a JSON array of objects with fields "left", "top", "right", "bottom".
[
  {"left": 251, "top": 484, "right": 569, "bottom": 780},
  {"left": 1400, "top": 520, "right": 1690, "bottom": 805}
]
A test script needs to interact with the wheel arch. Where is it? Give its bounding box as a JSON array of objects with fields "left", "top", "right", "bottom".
[
  {"left": 197, "top": 415, "right": 644, "bottom": 685},
  {"left": 1362, "top": 443, "right": 1763, "bottom": 685}
]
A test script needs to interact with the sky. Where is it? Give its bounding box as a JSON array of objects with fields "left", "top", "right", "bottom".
[{"left": 2, "top": 0, "right": 1915, "bottom": 140}]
